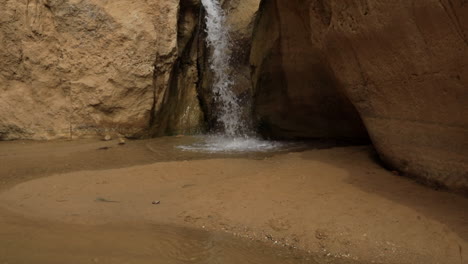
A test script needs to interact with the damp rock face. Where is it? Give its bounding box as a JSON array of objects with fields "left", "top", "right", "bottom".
[
  {"left": 0, "top": 0, "right": 258, "bottom": 139},
  {"left": 0, "top": 0, "right": 180, "bottom": 140},
  {"left": 251, "top": 0, "right": 468, "bottom": 191},
  {"left": 152, "top": 0, "right": 262, "bottom": 136},
  {"left": 150, "top": 0, "right": 206, "bottom": 137}
]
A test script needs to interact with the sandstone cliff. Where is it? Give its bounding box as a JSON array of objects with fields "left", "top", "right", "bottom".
[
  {"left": 0, "top": 0, "right": 261, "bottom": 139},
  {"left": 0, "top": 0, "right": 182, "bottom": 140},
  {"left": 2, "top": 0, "right": 466, "bottom": 192},
  {"left": 251, "top": 0, "right": 468, "bottom": 191},
  {"left": 250, "top": 0, "right": 369, "bottom": 139}
]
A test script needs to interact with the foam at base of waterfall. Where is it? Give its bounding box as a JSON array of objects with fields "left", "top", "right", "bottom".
[{"left": 177, "top": 135, "right": 292, "bottom": 153}]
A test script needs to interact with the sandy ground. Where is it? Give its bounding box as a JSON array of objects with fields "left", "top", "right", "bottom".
[{"left": 0, "top": 138, "right": 467, "bottom": 264}]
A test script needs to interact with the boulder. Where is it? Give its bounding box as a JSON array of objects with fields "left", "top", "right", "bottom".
[{"left": 0, "top": 0, "right": 180, "bottom": 140}]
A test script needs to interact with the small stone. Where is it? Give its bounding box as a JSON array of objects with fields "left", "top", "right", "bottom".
[
  {"left": 97, "top": 146, "right": 111, "bottom": 150},
  {"left": 103, "top": 135, "right": 112, "bottom": 141},
  {"left": 152, "top": 200, "right": 161, "bottom": 205},
  {"left": 118, "top": 138, "right": 126, "bottom": 145},
  {"left": 315, "top": 230, "right": 328, "bottom": 240}
]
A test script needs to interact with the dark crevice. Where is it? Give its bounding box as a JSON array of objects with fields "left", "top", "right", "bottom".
[{"left": 150, "top": 0, "right": 206, "bottom": 137}]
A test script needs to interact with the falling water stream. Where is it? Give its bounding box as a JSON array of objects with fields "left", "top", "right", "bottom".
[
  {"left": 201, "top": 0, "right": 245, "bottom": 136},
  {"left": 180, "top": 0, "right": 288, "bottom": 153}
]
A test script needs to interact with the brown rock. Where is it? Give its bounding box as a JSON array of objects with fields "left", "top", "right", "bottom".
[
  {"left": 0, "top": 0, "right": 180, "bottom": 140},
  {"left": 150, "top": 0, "right": 205, "bottom": 137},
  {"left": 118, "top": 138, "right": 126, "bottom": 145},
  {"left": 250, "top": 0, "right": 368, "bottom": 139},
  {"left": 251, "top": 0, "right": 468, "bottom": 191}
]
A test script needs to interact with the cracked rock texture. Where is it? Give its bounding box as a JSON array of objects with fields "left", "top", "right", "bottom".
[
  {"left": 0, "top": 0, "right": 259, "bottom": 139},
  {"left": 0, "top": 0, "right": 179, "bottom": 140},
  {"left": 251, "top": 0, "right": 468, "bottom": 191}
]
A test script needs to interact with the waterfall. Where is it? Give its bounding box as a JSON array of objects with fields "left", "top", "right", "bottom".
[
  {"left": 178, "top": 0, "right": 288, "bottom": 152},
  {"left": 201, "top": 0, "right": 246, "bottom": 137}
]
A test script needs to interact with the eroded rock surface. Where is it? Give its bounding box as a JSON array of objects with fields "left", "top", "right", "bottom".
[
  {"left": 0, "top": 0, "right": 179, "bottom": 140},
  {"left": 252, "top": 0, "right": 468, "bottom": 191},
  {"left": 250, "top": 0, "right": 368, "bottom": 139},
  {"left": 150, "top": 0, "right": 205, "bottom": 136},
  {"left": 0, "top": 0, "right": 260, "bottom": 139}
]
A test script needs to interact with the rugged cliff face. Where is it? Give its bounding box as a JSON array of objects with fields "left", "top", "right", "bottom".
[
  {"left": 251, "top": 0, "right": 468, "bottom": 191},
  {"left": 0, "top": 0, "right": 182, "bottom": 140},
  {"left": 150, "top": 0, "right": 205, "bottom": 136},
  {"left": 153, "top": 0, "right": 261, "bottom": 135},
  {"left": 0, "top": 0, "right": 260, "bottom": 139},
  {"left": 2, "top": 0, "right": 466, "bottom": 191}
]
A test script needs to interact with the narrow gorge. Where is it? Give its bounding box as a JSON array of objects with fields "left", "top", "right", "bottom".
[{"left": 0, "top": 0, "right": 467, "bottom": 263}]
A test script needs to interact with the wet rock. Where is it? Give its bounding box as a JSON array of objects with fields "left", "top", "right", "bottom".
[
  {"left": 197, "top": 0, "right": 262, "bottom": 131},
  {"left": 150, "top": 0, "right": 205, "bottom": 137}
]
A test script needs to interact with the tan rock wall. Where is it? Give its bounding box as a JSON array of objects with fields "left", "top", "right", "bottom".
[
  {"left": 0, "top": 0, "right": 179, "bottom": 140},
  {"left": 250, "top": 0, "right": 369, "bottom": 139},
  {"left": 252, "top": 0, "right": 468, "bottom": 191},
  {"left": 0, "top": 0, "right": 261, "bottom": 139}
]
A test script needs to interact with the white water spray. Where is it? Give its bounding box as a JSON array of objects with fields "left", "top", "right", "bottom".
[
  {"left": 178, "top": 0, "right": 289, "bottom": 153},
  {"left": 201, "top": 0, "right": 245, "bottom": 136}
]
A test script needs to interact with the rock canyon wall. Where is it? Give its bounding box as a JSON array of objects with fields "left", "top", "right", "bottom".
[
  {"left": 0, "top": 0, "right": 261, "bottom": 139},
  {"left": 1, "top": 0, "right": 466, "bottom": 191},
  {"left": 250, "top": 1, "right": 369, "bottom": 140},
  {"left": 251, "top": 0, "right": 468, "bottom": 192},
  {"left": 0, "top": 0, "right": 182, "bottom": 140}
]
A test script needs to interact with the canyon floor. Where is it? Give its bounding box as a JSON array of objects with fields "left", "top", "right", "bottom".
[{"left": 0, "top": 137, "right": 466, "bottom": 264}]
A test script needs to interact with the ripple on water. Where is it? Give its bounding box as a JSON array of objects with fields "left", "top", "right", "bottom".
[{"left": 177, "top": 135, "right": 299, "bottom": 153}]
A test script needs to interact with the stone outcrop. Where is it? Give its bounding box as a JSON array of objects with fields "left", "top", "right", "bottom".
[
  {"left": 0, "top": 0, "right": 260, "bottom": 139},
  {"left": 0, "top": 0, "right": 181, "bottom": 140},
  {"left": 150, "top": 0, "right": 205, "bottom": 136},
  {"left": 251, "top": 0, "right": 468, "bottom": 191}
]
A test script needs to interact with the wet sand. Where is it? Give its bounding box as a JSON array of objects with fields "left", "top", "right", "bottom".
[{"left": 0, "top": 137, "right": 467, "bottom": 264}]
